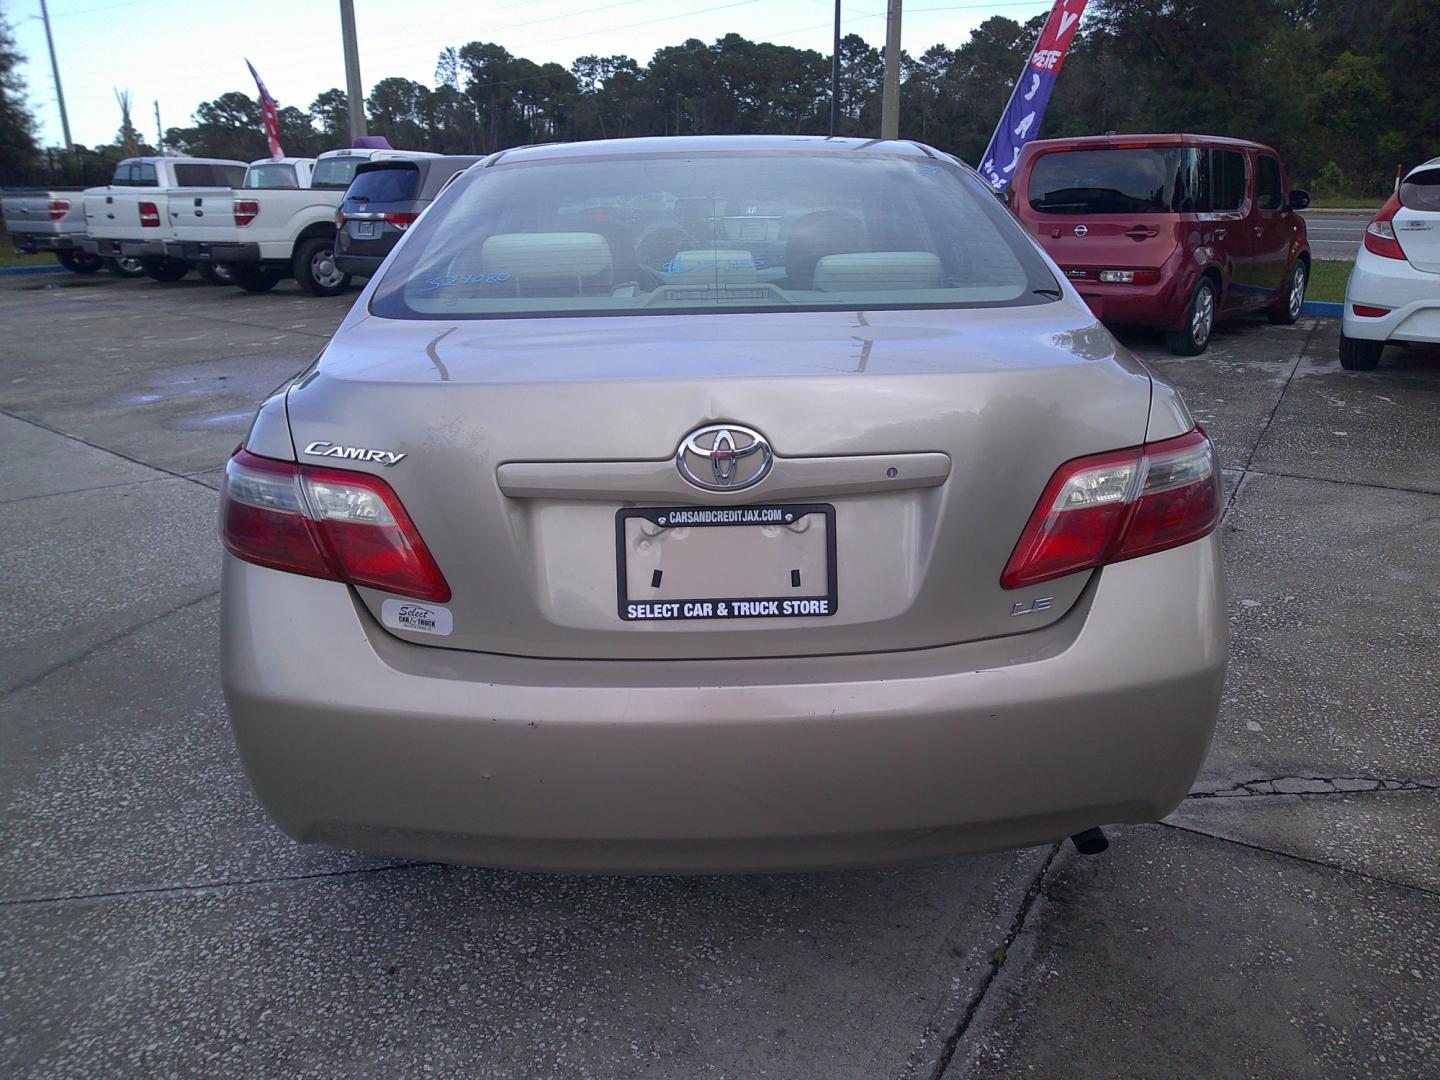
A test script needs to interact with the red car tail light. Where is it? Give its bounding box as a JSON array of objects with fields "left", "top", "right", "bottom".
[
  {"left": 1363, "top": 194, "right": 1405, "bottom": 260},
  {"left": 1351, "top": 304, "right": 1391, "bottom": 318},
  {"left": 221, "top": 449, "right": 450, "bottom": 602},
  {"left": 47, "top": 199, "right": 70, "bottom": 221},
  {"left": 335, "top": 211, "right": 347, "bottom": 227},
  {"left": 234, "top": 199, "right": 260, "bottom": 227},
  {"left": 138, "top": 201, "right": 161, "bottom": 228},
  {"left": 383, "top": 212, "right": 419, "bottom": 229},
  {"left": 1001, "top": 429, "right": 1221, "bottom": 589},
  {"left": 1097, "top": 269, "right": 1160, "bottom": 285}
]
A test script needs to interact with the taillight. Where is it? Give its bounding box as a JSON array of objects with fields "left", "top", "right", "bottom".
[
  {"left": 234, "top": 199, "right": 259, "bottom": 227},
  {"left": 1363, "top": 194, "right": 1405, "bottom": 260},
  {"left": 1001, "top": 429, "right": 1221, "bottom": 589},
  {"left": 383, "top": 212, "right": 418, "bottom": 230},
  {"left": 335, "top": 210, "right": 347, "bottom": 227},
  {"left": 47, "top": 199, "right": 70, "bottom": 221},
  {"left": 1351, "top": 304, "right": 1391, "bottom": 318},
  {"left": 138, "top": 201, "right": 160, "bottom": 228},
  {"left": 1097, "top": 269, "right": 1160, "bottom": 285},
  {"left": 221, "top": 449, "right": 450, "bottom": 602}
]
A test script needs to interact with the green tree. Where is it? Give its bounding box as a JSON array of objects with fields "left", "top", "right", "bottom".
[
  {"left": 0, "top": 5, "right": 39, "bottom": 180},
  {"left": 309, "top": 88, "right": 349, "bottom": 145}
]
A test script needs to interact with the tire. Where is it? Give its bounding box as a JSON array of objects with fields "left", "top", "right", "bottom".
[
  {"left": 105, "top": 256, "right": 147, "bottom": 279},
  {"left": 229, "top": 266, "right": 283, "bottom": 293},
  {"left": 1338, "top": 333, "right": 1384, "bottom": 371},
  {"left": 1164, "top": 276, "right": 1219, "bottom": 356},
  {"left": 1268, "top": 260, "right": 1307, "bottom": 324},
  {"left": 56, "top": 249, "right": 104, "bottom": 274},
  {"left": 141, "top": 256, "right": 190, "bottom": 283},
  {"left": 198, "top": 263, "right": 235, "bottom": 286},
  {"left": 292, "top": 236, "right": 351, "bottom": 297}
]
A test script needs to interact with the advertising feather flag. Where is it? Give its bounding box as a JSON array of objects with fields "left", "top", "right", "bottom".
[{"left": 246, "top": 59, "right": 284, "bottom": 160}]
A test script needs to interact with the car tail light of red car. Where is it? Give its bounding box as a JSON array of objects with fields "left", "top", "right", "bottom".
[
  {"left": 1001, "top": 429, "right": 1221, "bottom": 589},
  {"left": 47, "top": 199, "right": 70, "bottom": 221},
  {"left": 1097, "top": 269, "right": 1161, "bottom": 285},
  {"left": 1363, "top": 194, "right": 1406, "bottom": 260},
  {"left": 138, "top": 201, "right": 161, "bottom": 228},
  {"left": 234, "top": 199, "right": 260, "bottom": 227},
  {"left": 221, "top": 449, "right": 451, "bottom": 602}
]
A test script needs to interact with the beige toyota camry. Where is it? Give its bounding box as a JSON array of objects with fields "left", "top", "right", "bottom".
[{"left": 220, "top": 135, "right": 1225, "bottom": 872}]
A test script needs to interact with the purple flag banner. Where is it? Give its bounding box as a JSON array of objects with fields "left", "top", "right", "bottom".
[{"left": 978, "top": 0, "right": 1090, "bottom": 191}]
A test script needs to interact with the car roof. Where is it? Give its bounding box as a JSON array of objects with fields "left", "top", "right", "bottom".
[
  {"left": 490, "top": 135, "right": 940, "bottom": 165},
  {"left": 1023, "top": 133, "right": 1279, "bottom": 154}
]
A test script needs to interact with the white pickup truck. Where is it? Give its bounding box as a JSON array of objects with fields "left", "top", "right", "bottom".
[
  {"left": 2, "top": 188, "right": 117, "bottom": 274},
  {"left": 165, "top": 146, "right": 437, "bottom": 295},
  {"left": 81, "top": 156, "right": 247, "bottom": 282}
]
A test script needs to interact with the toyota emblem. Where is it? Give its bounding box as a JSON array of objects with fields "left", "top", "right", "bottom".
[{"left": 676, "top": 424, "right": 773, "bottom": 492}]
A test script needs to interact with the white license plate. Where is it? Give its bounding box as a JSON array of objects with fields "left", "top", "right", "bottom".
[
  {"left": 350, "top": 221, "right": 379, "bottom": 239},
  {"left": 615, "top": 504, "right": 837, "bottom": 621}
]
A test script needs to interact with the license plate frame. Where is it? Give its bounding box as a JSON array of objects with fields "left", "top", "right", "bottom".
[
  {"left": 615, "top": 503, "right": 838, "bottom": 621},
  {"left": 350, "top": 220, "right": 380, "bottom": 240}
]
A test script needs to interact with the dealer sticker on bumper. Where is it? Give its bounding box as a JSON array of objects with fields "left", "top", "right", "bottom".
[{"left": 381, "top": 598, "right": 453, "bottom": 636}]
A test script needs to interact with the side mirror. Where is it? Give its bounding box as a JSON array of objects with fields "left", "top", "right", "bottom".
[
  {"left": 994, "top": 187, "right": 1012, "bottom": 208},
  {"left": 1288, "top": 189, "right": 1310, "bottom": 211}
]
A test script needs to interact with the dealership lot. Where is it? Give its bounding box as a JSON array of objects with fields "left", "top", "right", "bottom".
[{"left": 1, "top": 274, "right": 1436, "bottom": 1078}]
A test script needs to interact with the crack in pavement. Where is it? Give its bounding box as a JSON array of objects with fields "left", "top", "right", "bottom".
[
  {"left": 924, "top": 842, "right": 1061, "bottom": 1080},
  {"left": 1189, "top": 776, "right": 1440, "bottom": 798}
]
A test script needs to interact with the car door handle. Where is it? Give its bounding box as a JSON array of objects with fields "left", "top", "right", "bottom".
[{"left": 1123, "top": 226, "right": 1158, "bottom": 239}]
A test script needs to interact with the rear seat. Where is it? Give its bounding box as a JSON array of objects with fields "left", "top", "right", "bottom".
[
  {"left": 479, "top": 232, "right": 614, "bottom": 296},
  {"left": 812, "top": 252, "right": 944, "bottom": 292}
]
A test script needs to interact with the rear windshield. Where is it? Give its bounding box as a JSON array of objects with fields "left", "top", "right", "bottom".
[
  {"left": 346, "top": 163, "right": 420, "bottom": 204},
  {"left": 370, "top": 151, "right": 1058, "bottom": 320},
  {"left": 244, "top": 163, "right": 301, "bottom": 189},
  {"left": 173, "top": 163, "right": 246, "bottom": 187},
  {"left": 312, "top": 157, "right": 362, "bottom": 190},
  {"left": 1400, "top": 168, "right": 1440, "bottom": 212},
  {"left": 111, "top": 162, "right": 157, "bottom": 187},
  {"left": 1028, "top": 146, "right": 1253, "bottom": 214}
]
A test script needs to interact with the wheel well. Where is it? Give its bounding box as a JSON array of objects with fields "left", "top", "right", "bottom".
[{"left": 296, "top": 222, "right": 336, "bottom": 246}]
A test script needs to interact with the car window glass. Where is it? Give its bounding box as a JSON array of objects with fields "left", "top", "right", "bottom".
[
  {"left": 1210, "top": 150, "right": 1246, "bottom": 212},
  {"left": 1255, "top": 156, "right": 1283, "bottom": 211},
  {"left": 1399, "top": 168, "right": 1440, "bottom": 212},
  {"left": 1176, "top": 148, "right": 1210, "bottom": 213},
  {"left": 110, "top": 162, "right": 134, "bottom": 185},
  {"left": 244, "top": 163, "right": 300, "bottom": 189},
  {"left": 345, "top": 164, "right": 421, "bottom": 204},
  {"left": 219, "top": 165, "right": 246, "bottom": 186},
  {"left": 135, "top": 162, "right": 158, "bottom": 187},
  {"left": 313, "top": 157, "right": 362, "bottom": 189},
  {"left": 1028, "top": 148, "right": 1183, "bottom": 214},
  {"left": 173, "top": 163, "right": 215, "bottom": 186},
  {"left": 372, "top": 151, "right": 1059, "bottom": 320}
]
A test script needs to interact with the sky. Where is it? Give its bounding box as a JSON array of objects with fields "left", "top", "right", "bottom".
[{"left": 9, "top": 0, "right": 1057, "bottom": 149}]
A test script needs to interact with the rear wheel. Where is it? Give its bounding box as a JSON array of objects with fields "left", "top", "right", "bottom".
[
  {"left": 56, "top": 249, "right": 104, "bottom": 274},
  {"left": 1268, "top": 260, "right": 1307, "bottom": 324},
  {"left": 229, "top": 266, "right": 283, "bottom": 293},
  {"left": 1338, "top": 333, "right": 1384, "bottom": 371},
  {"left": 141, "top": 256, "right": 190, "bottom": 283},
  {"left": 1164, "top": 277, "right": 1218, "bottom": 356},
  {"left": 105, "top": 256, "right": 147, "bottom": 279},
  {"left": 198, "top": 263, "right": 234, "bottom": 286},
  {"left": 293, "top": 237, "right": 351, "bottom": 297}
]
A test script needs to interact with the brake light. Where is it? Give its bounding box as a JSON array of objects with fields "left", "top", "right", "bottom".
[
  {"left": 47, "top": 199, "right": 70, "bottom": 221},
  {"left": 1098, "top": 269, "right": 1161, "bottom": 285},
  {"left": 1001, "top": 429, "right": 1220, "bottom": 589},
  {"left": 138, "top": 201, "right": 160, "bottom": 228},
  {"left": 1351, "top": 304, "right": 1391, "bottom": 318},
  {"left": 335, "top": 210, "right": 347, "bottom": 227},
  {"left": 383, "top": 212, "right": 418, "bottom": 230},
  {"left": 234, "top": 199, "right": 259, "bottom": 227},
  {"left": 1363, "top": 194, "right": 1405, "bottom": 260},
  {"left": 221, "top": 449, "right": 450, "bottom": 602}
]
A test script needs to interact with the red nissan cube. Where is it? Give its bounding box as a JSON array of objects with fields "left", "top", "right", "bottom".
[{"left": 1011, "top": 134, "right": 1311, "bottom": 355}]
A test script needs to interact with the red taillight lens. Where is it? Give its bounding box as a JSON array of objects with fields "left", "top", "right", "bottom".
[
  {"left": 383, "top": 212, "right": 418, "bottom": 230},
  {"left": 335, "top": 211, "right": 346, "bottom": 227},
  {"left": 1352, "top": 304, "right": 1391, "bottom": 318},
  {"left": 221, "top": 449, "right": 450, "bottom": 602},
  {"left": 138, "top": 201, "right": 160, "bottom": 228},
  {"left": 47, "top": 199, "right": 70, "bottom": 221},
  {"left": 1001, "top": 429, "right": 1221, "bottom": 589},
  {"left": 234, "top": 199, "right": 259, "bottom": 227},
  {"left": 1363, "top": 194, "right": 1405, "bottom": 260},
  {"left": 1097, "top": 269, "right": 1161, "bottom": 285}
]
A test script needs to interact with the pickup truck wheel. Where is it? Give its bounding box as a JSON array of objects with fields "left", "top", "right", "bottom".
[
  {"left": 198, "top": 263, "right": 235, "bottom": 286},
  {"left": 1164, "top": 277, "right": 1218, "bottom": 356},
  {"left": 293, "top": 237, "right": 351, "bottom": 297},
  {"left": 229, "top": 267, "right": 283, "bottom": 293},
  {"left": 1268, "top": 261, "right": 1307, "bottom": 324},
  {"left": 105, "top": 256, "right": 147, "bottom": 279},
  {"left": 1338, "top": 333, "right": 1384, "bottom": 371},
  {"left": 141, "top": 256, "right": 190, "bottom": 283},
  {"left": 56, "top": 249, "right": 104, "bottom": 274}
]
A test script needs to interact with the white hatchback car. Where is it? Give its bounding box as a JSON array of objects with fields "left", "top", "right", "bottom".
[{"left": 1340, "top": 158, "right": 1440, "bottom": 370}]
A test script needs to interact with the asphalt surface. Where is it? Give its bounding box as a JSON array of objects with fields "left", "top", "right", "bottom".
[
  {"left": 1, "top": 272, "right": 1437, "bottom": 1078},
  {"left": 1300, "top": 210, "right": 1369, "bottom": 260}
]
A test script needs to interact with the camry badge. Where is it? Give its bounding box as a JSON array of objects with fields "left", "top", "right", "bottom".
[
  {"left": 303, "top": 441, "right": 406, "bottom": 467},
  {"left": 676, "top": 424, "right": 772, "bottom": 492},
  {"left": 1073, "top": 224, "right": 1089, "bottom": 237}
]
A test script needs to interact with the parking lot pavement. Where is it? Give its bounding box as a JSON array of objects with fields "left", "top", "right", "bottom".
[{"left": 2, "top": 274, "right": 1437, "bottom": 1077}]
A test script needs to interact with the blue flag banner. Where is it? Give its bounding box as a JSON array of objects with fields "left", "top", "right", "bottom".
[{"left": 979, "top": 0, "right": 1089, "bottom": 191}]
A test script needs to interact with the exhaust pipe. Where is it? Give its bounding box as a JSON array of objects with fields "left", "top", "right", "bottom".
[{"left": 1070, "top": 827, "right": 1109, "bottom": 855}]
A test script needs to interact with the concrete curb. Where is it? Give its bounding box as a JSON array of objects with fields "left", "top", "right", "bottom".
[
  {"left": 0, "top": 264, "right": 67, "bottom": 277},
  {"left": 1301, "top": 300, "right": 1343, "bottom": 318}
]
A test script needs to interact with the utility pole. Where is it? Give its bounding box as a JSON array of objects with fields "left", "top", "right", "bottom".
[
  {"left": 339, "top": 0, "right": 368, "bottom": 141},
  {"left": 38, "top": 0, "right": 73, "bottom": 149},
  {"left": 880, "top": 0, "right": 902, "bottom": 140},
  {"left": 154, "top": 100, "right": 163, "bottom": 152},
  {"left": 829, "top": 0, "right": 840, "bottom": 137}
]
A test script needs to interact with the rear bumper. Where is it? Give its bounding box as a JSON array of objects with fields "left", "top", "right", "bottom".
[
  {"left": 86, "top": 237, "right": 164, "bottom": 258},
  {"left": 221, "top": 536, "right": 1226, "bottom": 873},
  {"left": 1342, "top": 251, "right": 1440, "bottom": 344},
  {"left": 165, "top": 240, "right": 262, "bottom": 265},
  {"left": 335, "top": 253, "right": 384, "bottom": 277},
  {"left": 9, "top": 233, "right": 80, "bottom": 253},
  {"left": 1070, "top": 255, "right": 1193, "bottom": 329}
]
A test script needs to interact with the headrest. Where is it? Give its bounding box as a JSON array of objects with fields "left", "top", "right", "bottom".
[
  {"left": 812, "top": 252, "right": 944, "bottom": 292},
  {"left": 480, "top": 232, "right": 612, "bottom": 278},
  {"left": 662, "top": 250, "right": 760, "bottom": 283}
]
